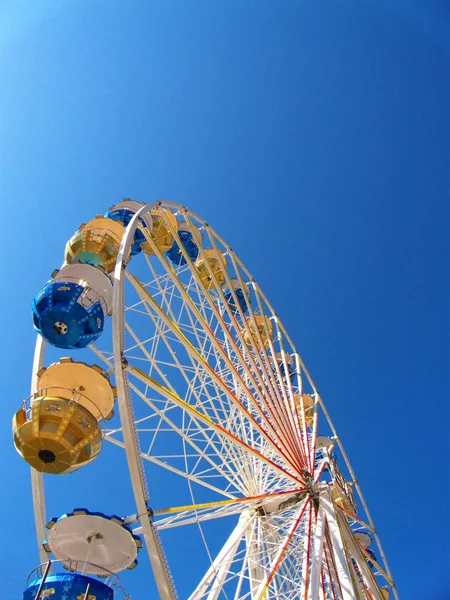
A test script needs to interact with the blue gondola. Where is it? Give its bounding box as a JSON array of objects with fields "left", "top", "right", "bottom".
[
  {"left": 366, "top": 548, "right": 377, "bottom": 569},
  {"left": 275, "top": 352, "right": 295, "bottom": 377},
  {"left": 32, "top": 263, "right": 112, "bottom": 349},
  {"left": 166, "top": 228, "right": 199, "bottom": 265},
  {"left": 32, "top": 280, "right": 105, "bottom": 349},
  {"left": 23, "top": 573, "right": 114, "bottom": 600},
  {"left": 105, "top": 207, "right": 147, "bottom": 256},
  {"left": 223, "top": 280, "right": 249, "bottom": 314}
]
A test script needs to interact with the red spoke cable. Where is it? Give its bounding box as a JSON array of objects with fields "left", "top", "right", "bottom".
[
  {"left": 130, "top": 274, "right": 306, "bottom": 478},
  {"left": 189, "top": 218, "right": 308, "bottom": 468}
]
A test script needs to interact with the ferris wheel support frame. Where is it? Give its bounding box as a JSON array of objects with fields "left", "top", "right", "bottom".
[
  {"left": 309, "top": 500, "right": 326, "bottom": 599},
  {"left": 315, "top": 395, "right": 398, "bottom": 600},
  {"left": 321, "top": 492, "right": 357, "bottom": 600},
  {"left": 188, "top": 514, "right": 253, "bottom": 600}
]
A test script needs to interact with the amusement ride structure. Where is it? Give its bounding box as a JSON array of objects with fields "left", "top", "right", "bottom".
[{"left": 14, "top": 200, "right": 398, "bottom": 599}]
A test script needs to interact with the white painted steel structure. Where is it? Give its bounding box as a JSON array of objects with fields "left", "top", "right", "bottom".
[{"left": 30, "top": 201, "right": 398, "bottom": 599}]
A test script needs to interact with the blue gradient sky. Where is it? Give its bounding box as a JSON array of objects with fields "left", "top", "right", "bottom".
[{"left": 0, "top": 2, "right": 448, "bottom": 598}]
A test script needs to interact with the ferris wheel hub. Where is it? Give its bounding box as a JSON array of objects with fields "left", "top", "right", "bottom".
[{"left": 257, "top": 491, "right": 308, "bottom": 516}]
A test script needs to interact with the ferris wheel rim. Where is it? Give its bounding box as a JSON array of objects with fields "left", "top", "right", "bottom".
[
  {"left": 109, "top": 201, "right": 177, "bottom": 598},
  {"left": 29, "top": 200, "right": 398, "bottom": 600}
]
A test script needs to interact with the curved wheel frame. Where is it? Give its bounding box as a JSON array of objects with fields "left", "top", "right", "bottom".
[{"left": 29, "top": 201, "right": 398, "bottom": 600}]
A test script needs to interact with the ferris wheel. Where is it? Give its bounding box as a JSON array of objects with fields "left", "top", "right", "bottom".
[{"left": 15, "top": 200, "right": 398, "bottom": 600}]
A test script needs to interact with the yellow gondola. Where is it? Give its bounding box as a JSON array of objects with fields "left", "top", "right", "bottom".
[
  {"left": 36, "top": 358, "right": 116, "bottom": 420},
  {"left": 13, "top": 359, "right": 115, "bottom": 474},
  {"left": 294, "top": 393, "right": 316, "bottom": 427},
  {"left": 243, "top": 314, "right": 273, "bottom": 348},
  {"left": 65, "top": 216, "right": 126, "bottom": 274},
  {"left": 195, "top": 249, "right": 228, "bottom": 289},
  {"left": 13, "top": 395, "right": 102, "bottom": 475},
  {"left": 140, "top": 208, "right": 177, "bottom": 254}
]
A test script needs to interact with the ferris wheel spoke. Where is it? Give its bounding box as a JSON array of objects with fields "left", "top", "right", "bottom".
[
  {"left": 199, "top": 227, "right": 300, "bottom": 436},
  {"left": 141, "top": 253, "right": 225, "bottom": 370},
  {"left": 122, "top": 310, "right": 260, "bottom": 491},
  {"left": 183, "top": 222, "right": 307, "bottom": 469},
  {"left": 291, "top": 353, "right": 317, "bottom": 473},
  {"left": 126, "top": 298, "right": 266, "bottom": 458},
  {"left": 242, "top": 294, "right": 307, "bottom": 471},
  {"left": 180, "top": 218, "right": 273, "bottom": 379},
  {"left": 126, "top": 381, "right": 251, "bottom": 494},
  {"left": 125, "top": 297, "right": 250, "bottom": 449},
  {"left": 129, "top": 366, "right": 305, "bottom": 488},
  {"left": 105, "top": 432, "right": 238, "bottom": 498},
  {"left": 132, "top": 223, "right": 307, "bottom": 469},
  {"left": 152, "top": 488, "right": 307, "bottom": 530},
  {"left": 270, "top": 330, "right": 313, "bottom": 474},
  {"left": 129, "top": 379, "right": 263, "bottom": 495},
  {"left": 225, "top": 281, "right": 316, "bottom": 476},
  {"left": 126, "top": 272, "right": 305, "bottom": 475}
]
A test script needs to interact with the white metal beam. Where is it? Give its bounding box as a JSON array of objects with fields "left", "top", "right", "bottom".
[
  {"left": 188, "top": 514, "right": 253, "bottom": 600},
  {"left": 112, "top": 203, "right": 177, "bottom": 600},
  {"left": 321, "top": 493, "right": 355, "bottom": 600},
  {"left": 309, "top": 501, "right": 326, "bottom": 599},
  {"left": 30, "top": 334, "right": 48, "bottom": 565}
]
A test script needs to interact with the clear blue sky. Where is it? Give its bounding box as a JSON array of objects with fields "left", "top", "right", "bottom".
[{"left": 0, "top": 1, "right": 448, "bottom": 598}]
